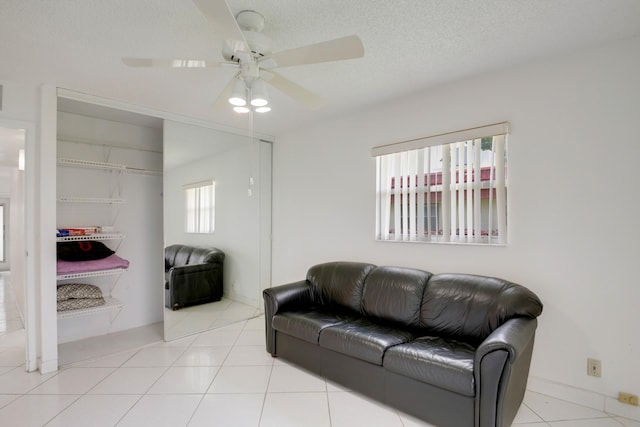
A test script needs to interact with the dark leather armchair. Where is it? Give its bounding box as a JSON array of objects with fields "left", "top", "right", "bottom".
[{"left": 164, "top": 244, "right": 225, "bottom": 310}]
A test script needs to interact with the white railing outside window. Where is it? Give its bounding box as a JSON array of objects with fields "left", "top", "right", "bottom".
[
  {"left": 373, "top": 123, "right": 508, "bottom": 245},
  {"left": 184, "top": 180, "right": 215, "bottom": 234}
]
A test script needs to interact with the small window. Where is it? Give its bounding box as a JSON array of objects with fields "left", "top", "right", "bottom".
[
  {"left": 373, "top": 123, "right": 508, "bottom": 245},
  {"left": 184, "top": 180, "right": 215, "bottom": 234}
]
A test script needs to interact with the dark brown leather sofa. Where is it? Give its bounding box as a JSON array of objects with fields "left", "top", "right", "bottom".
[
  {"left": 263, "top": 261, "right": 543, "bottom": 427},
  {"left": 164, "top": 244, "right": 225, "bottom": 310}
]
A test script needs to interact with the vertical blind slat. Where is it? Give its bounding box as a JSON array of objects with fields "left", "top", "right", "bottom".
[
  {"left": 417, "top": 149, "right": 425, "bottom": 239},
  {"left": 494, "top": 135, "right": 507, "bottom": 244},
  {"left": 473, "top": 140, "right": 482, "bottom": 241}
]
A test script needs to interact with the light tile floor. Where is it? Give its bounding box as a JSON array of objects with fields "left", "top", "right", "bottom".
[
  {"left": 1, "top": 318, "right": 639, "bottom": 427},
  {"left": 0, "top": 271, "right": 639, "bottom": 426}
]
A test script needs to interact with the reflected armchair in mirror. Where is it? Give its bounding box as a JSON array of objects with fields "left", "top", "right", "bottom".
[{"left": 164, "top": 244, "right": 225, "bottom": 311}]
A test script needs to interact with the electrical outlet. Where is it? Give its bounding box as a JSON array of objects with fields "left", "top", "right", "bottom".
[
  {"left": 618, "top": 392, "right": 639, "bottom": 406},
  {"left": 587, "top": 358, "right": 601, "bottom": 377}
]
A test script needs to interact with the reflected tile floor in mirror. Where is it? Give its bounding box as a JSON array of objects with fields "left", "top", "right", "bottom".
[
  {"left": 59, "top": 299, "right": 262, "bottom": 365},
  {"left": 164, "top": 298, "right": 262, "bottom": 341}
]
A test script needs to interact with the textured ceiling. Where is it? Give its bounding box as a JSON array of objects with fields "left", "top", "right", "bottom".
[{"left": 1, "top": 0, "right": 640, "bottom": 137}]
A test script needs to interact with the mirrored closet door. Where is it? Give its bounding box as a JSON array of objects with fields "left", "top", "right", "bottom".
[{"left": 163, "top": 120, "right": 271, "bottom": 341}]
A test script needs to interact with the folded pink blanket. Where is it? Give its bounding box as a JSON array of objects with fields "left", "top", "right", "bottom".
[{"left": 57, "top": 253, "right": 130, "bottom": 275}]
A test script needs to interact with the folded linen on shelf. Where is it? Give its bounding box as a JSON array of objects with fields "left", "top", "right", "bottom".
[
  {"left": 56, "top": 283, "right": 105, "bottom": 312},
  {"left": 57, "top": 253, "right": 130, "bottom": 276}
]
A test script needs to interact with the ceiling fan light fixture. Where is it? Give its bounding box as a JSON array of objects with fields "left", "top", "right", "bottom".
[
  {"left": 229, "top": 78, "right": 247, "bottom": 106},
  {"left": 255, "top": 105, "right": 271, "bottom": 113},
  {"left": 250, "top": 79, "right": 269, "bottom": 107},
  {"left": 233, "top": 105, "right": 251, "bottom": 114},
  {"left": 251, "top": 96, "right": 268, "bottom": 107},
  {"left": 229, "top": 96, "right": 247, "bottom": 107}
]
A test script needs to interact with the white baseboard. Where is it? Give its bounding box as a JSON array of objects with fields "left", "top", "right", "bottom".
[
  {"left": 26, "top": 357, "right": 38, "bottom": 372},
  {"left": 528, "top": 376, "right": 640, "bottom": 422},
  {"left": 226, "top": 291, "right": 259, "bottom": 308},
  {"left": 38, "top": 357, "right": 58, "bottom": 374},
  {"left": 605, "top": 396, "right": 640, "bottom": 422}
]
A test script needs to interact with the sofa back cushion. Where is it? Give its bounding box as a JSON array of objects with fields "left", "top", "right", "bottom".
[
  {"left": 420, "top": 273, "right": 543, "bottom": 344},
  {"left": 362, "top": 266, "right": 432, "bottom": 326},
  {"left": 306, "top": 261, "right": 376, "bottom": 312},
  {"left": 165, "top": 244, "right": 225, "bottom": 270}
]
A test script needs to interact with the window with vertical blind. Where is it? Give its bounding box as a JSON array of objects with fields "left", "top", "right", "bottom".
[
  {"left": 373, "top": 123, "right": 509, "bottom": 245},
  {"left": 184, "top": 180, "right": 215, "bottom": 234}
]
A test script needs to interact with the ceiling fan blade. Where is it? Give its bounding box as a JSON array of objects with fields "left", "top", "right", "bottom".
[
  {"left": 122, "top": 58, "right": 226, "bottom": 68},
  {"left": 192, "top": 0, "right": 248, "bottom": 52},
  {"left": 264, "top": 71, "right": 325, "bottom": 109},
  {"left": 212, "top": 71, "right": 241, "bottom": 110},
  {"left": 262, "top": 35, "right": 364, "bottom": 69}
]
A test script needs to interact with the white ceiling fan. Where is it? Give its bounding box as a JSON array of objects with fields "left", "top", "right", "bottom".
[{"left": 122, "top": 0, "right": 364, "bottom": 113}]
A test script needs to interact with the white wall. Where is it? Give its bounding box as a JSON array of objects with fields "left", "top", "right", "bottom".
[
  {"left": 271, "top": 36, "right": 640, "bottom": 418},
  {"left": 0, "top": 81, "right": 39, "bottom": 122},
  {"left": 56, "top": 111, "right": 164, "bottom": 343},
  {"left": 163, "top": 120, "right": 263, "bottom": 306}
]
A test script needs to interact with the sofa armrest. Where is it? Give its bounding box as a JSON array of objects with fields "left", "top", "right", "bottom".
[
  {"left": 168, "top": 264, "right": 217, "bottom": 291},
  {"left": 262, "top": 280, "right": 313, "bottom": 355},
  {"left": 167, "top": 263, "right": 223, "bottom": 308},
  {"left": 474, "top": 317, "right": 538, "bottom": 427}
]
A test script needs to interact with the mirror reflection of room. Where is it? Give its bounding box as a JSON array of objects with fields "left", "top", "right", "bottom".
[{"left": 163, "top": 120, "right": 269, "bottom": 341}]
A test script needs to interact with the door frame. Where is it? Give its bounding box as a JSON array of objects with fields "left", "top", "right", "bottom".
[{"left": 0, "top": 198, "right": 8, "bottom": 270}]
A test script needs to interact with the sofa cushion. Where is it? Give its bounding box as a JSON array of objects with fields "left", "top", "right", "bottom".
[
  {"left": 165, "top": 244, "right": 225, "bottom": 269},
  {"left": 306, "top": 261, "right": 376, "bottom": 313},
  {"left": 362, "top": 266, "right": 431, "bottom": 326},
  {"left": 272, "top": 309, "right": 358, "bottom": 345},
  {"left": 420, "top": 273, "right": 544, "bottom": 344},
  {"left": 383, "top": 336, "right": 476, "bottom": 397},
  {"left": 319, "top": 319, "right": 416, "bottom": 365}
]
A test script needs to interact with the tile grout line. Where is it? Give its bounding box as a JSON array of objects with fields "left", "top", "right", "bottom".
[{"left": 186, "top": 319, "right": 249, "bottom": 426}]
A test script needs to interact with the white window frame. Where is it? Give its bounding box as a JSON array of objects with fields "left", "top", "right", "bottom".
[
  {"left": 373, "top": 122, "right": 509, "bottom": 245},
  {"left": 184, "top": 180, "right": 215, "bottom": 234}
]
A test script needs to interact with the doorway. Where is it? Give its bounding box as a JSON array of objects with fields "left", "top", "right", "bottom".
[
  {"left": 0, "top": 199, "right": 9, "bottom": 271},
  {"left": 0, "top": 121, "right": 34, "bottom": 369}
]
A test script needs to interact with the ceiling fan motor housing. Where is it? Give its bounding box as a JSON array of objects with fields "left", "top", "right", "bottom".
[
  {"left": 222, "top": 31, "right": 271, "bottom": 61},
  {"left": 236, "top": 10, "right": 264, "bottom": 32},
  {"left": 222, "top": 10, "right": 272, "bottom": 61}
]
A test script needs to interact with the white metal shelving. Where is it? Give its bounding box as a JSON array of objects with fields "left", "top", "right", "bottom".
[
  {"left": 57, "top": 297, "right": 124, "bottom": 320},
  {"left": 125, "top": 167, "right": 162, "bottom": 176},
  {"left": 58, "top": 156, "right": 161, "bottom": 176},
  {"left": 57, "top": 158, "right": 126, "bottom": 171},
  {"left": 56, "top": 267, "right": 128, "bottom": 281},
  {"left": 57, "top": 196, "right": 125, "bottom": 204},
  {"left": 56, "top": 233, "right": 126, "bottom": 242},
  {"left": 56, "top": 155, "right": 128, "bottom": 320}
]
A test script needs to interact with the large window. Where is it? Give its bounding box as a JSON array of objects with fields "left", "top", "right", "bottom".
[
  {"left": 184, "top": 180, "right": 215, "bottom": 234},
  {"left": 373, "top": 123, "right": 508, "bottom": 245}
]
